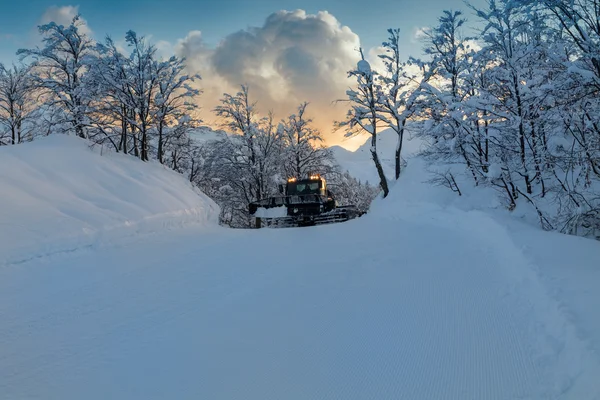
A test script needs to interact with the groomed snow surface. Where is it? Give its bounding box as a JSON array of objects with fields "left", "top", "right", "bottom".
[{"left": 1, "top": 135, "right": 600, "bottom": 399}]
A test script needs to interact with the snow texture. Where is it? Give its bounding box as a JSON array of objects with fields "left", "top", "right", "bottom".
[
  {"left": 1, "top": 136, "right": 599, "bottom": 399},
  {"left": 357, "top": 59, "right": 372, "bottom": 74},
  {"left": 0, "top": 135, "right": 219, "bottom": 265}
]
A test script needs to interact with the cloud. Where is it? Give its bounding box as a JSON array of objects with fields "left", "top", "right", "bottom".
[
  {"left": 175, "top": 30, "right": 213, "bottom": 72},
  {"left": 40, "top": 6, "right": 92, "bottom": 37},
  {"left": 18, "top": 6, "right": 94, "bottom": 54},
  {"left": 173, "top": 10, "right": 363, "bottom": 146},
  {"left": 155, "top": 40, "right": 175, "bottom": 60},
  {"left": 174, "top": 30, "right": 233, "bottom": 113},
  {"left": 366, "top": 46, "right": 388, "bottom": 74},
  {"left": 411, "top": 27, "right": 430, "bottom": 44}
]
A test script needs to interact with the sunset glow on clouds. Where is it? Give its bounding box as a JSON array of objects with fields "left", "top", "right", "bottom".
[{"left": 173, "top": 10, "right": 364, "bottom": 148}]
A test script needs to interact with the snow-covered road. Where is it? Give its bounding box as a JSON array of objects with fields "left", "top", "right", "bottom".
[{"left": 2, "top": 204, "right": 598, "bottom": 399}]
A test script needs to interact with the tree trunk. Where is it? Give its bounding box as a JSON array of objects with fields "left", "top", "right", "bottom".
[
  {"left": 484, "top": 117, "right": 489, "bottom": 170},
  {"left": 514, "top": 75, "right": 532, "bottom": 194},
  {"left": 460, "top": 143, "right": 479, "bottom": 185},
  {"left": 499, "top": 177, "right": 516, "bottom": 210},
  {"left": 141, "top": 125, "right": 148, "bottom": 162},
  {"left": 75, "top": 124, "right": 85, "bottom": 139},
  {"left": 255, "top": 176, "right": 262, "bottom": 202},
  {"left": 157, "top": 121, "right": 164, "bottom": 164},
  {"left": 189, "top": 158, "right": 195, "bottom": 183},
  {"left": 395, "top": 118, "right": 406, "bottom": 179},
  {"left": 371, "top": 133, "right": 389, "bottom": 198},
  {"left": 74, "top": 97, "right": 85, "bottom": 139},
  {"left": 9, "top": 102, "right": 15, "bottom": 144},
  {"left": 16, "top": 117, "right": 22, "bottom": 144},
  {"left": 120, "top": 106, "right": 128, "bottom": 154},
  {"left": 132, "top": 128, "right": 139, "bottom": 158},
  {"left": 171, "top": 150, "right": 178, "bottom": 171},
  {"left": 530, "top": 121, "right": 545, "bottom": 197}
]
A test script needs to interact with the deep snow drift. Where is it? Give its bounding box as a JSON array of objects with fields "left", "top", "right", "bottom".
[
  {"left": 0, "top": 135, "right": 219, "bottom": 265},
  {"left": 1, "top": 136, "right": 599, "bottom": 399}
]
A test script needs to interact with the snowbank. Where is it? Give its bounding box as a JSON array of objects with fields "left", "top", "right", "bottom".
[
  {"left": 0, "top": 135, "right": 219, "bottom": 265},
  {"left": 365, "top": 154, "right": 600, "bottom": 397}
]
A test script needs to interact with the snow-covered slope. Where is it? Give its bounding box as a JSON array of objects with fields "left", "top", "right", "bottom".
[
  {"left": 331, "top": 127, "right": 423, "bottom": 183},
  {"left": 0, "top": 135, "right": 219, "bottom": 264},
  {"left": 189, "top": 126, "right": 229, "bottom": 143},
  {"left": 1, "top": 136, "right": 599, "bottom": 399}
]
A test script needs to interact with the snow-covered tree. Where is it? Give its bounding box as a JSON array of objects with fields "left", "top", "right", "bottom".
[
  {"left": 416, "top": 10, "right": 484, "bottom": 185},
  {"left": 212, "top": 86, "right": 283, "bottom": 226},
  {"left": 477, "top": 2, "right": 537, "bottom": 195},
  {"left": 529, "top": 0, "right": 600, "bottom": 235},
  {"left": 122, "top": 31, "right": 157, "bottom": 161},
  {"left": 17, "top": 15, "right": 94, "bottom": 139},
  {"left": 540, "top": 0, "right": 600, "bottom": 80},
  {"left": 338, "top": 50, "right": 390, "bottom": 198},
  {"left": 214, "top": 85, "right": 263, "bottom": 202},
  {"left": 327, "top": 169, "right": 379, "bottom": 212},
  {"left": 0, "top": 63, "right": 34, "bottom": 145},
  {"left": 152, "top": 56, "right": 201, "bottom": 165},
  {"left": 279, "top": 102, "right": 335, "bottom": 179},
  {"left": 377, "top": 29, "right": 424, "bottom": 178},
  {"left": 88, "top": 36, "right": 132, "bottom": 153},
  {"left": 89, "top": 31, "right": 201, "bottom": 163},
  {"left": 466, "top": 1, "right": 563, "bottom": 226},
  {"left": 410, "top": 2, "right": 598, "bottom": 234}
]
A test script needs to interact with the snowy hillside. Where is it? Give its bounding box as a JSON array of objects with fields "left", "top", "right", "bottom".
[
  {"left": 330, "top": 127, "right": 423, "bottom": 184},
  {"left": 1, "top": 137, "right": 599, "bottom": 399},
  {"left": 189, "top": 126, "right": 230, "bottom": 143},
  {"left": 0, "top": 135, "right": 219, "bottom": 264}
]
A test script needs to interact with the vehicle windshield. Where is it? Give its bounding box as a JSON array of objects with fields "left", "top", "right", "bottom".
[{"left": 288, "top": 181, "right": 320, "bottom": 195}]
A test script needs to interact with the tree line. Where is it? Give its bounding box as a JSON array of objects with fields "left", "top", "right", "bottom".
[{"left": 341, "top": 0, "right": 600, "bottom": 237}]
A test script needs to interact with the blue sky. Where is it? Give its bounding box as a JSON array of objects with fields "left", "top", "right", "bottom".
[
  {"left": 0, "top": 0, "right": 487, "bottom": 148},
  {"left": 0, "top": 0, "right": 485, "bottom": 62}
]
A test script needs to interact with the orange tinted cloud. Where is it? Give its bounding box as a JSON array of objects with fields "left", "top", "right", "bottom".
[{"left": 174, "top": 10, "right": 368, "bottom": 149}]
